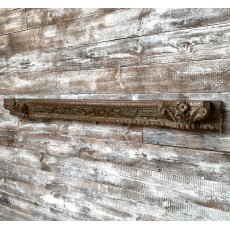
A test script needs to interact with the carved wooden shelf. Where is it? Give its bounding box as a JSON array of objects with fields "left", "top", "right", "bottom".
[{"left": 3, "top": 99, "right": 222, "bottom": 132}]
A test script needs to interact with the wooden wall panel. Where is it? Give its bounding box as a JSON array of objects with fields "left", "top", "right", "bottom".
[
  {"left": 25, "top": 8, "right": 118, "bottom": 29},
  {"left": 0, "top": 8, "right": 230, "bottom": 220},
  {"left": 0, "top": 9, "right": 26, "bottom": 35},
  {"left": 2, "top": 9, "right": 230, "bottom": 57},
  {"left": 0, "top": 9, "right": 17, "bottom": 15},
  {"left": 1, "top": 60, "right": 230, "bottom": 93},
  {"left": 0, "top": 9, "right": 118, "bottom": 36},
  {"left": 3, "top": 23, "right": 230, "bottom": 73},
  {"left": 0, "top": 142, "right": 230, "bottom": 220}
]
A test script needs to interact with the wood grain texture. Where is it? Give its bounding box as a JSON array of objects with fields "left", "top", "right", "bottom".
[
  {"left": 3, "top": 8, "right": 230, "bottom": 35},
  {"left": 25, "top": 8, "right": 118, "bottom": 29},
  {"left": 2, "top": 9, "right": 230, "bottom": 57},
  {"left": 0, "top": 9, "right": 17, "bottom": 16},
  {"left": 0, "top": 8, "right": 230, "bottom": 221},
  {"left": 0, "top": 141, "right": 230, "bottom": 220},
  {"left": 1, "top": 60, "right": 230, "bottom": 94},
  {"left": 0, "top": 9, "right": 26, "bottom": 35},
  {"left": 0, "top": 9, "right": 118, "bottom": 36},
  {"left": 3, "top": 22, "right": 230, "bottom": 73}
]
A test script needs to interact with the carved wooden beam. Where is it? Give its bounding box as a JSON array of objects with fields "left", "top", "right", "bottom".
[{"left": 3, "top": 99, "right": 222, "bottom": 131}]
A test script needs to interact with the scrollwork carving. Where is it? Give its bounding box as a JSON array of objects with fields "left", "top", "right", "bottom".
[
  {"left": 160, "top": 101, "right": 210, "bottom": 124},
  {"left": 4, "top": 99, "right": 28, "bottom": 117},
  {"left": 3, "top": 99, "right": 222, "bottom": 132}
]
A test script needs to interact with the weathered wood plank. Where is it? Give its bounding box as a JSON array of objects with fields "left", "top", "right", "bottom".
[
  {"left": 0, "top": 178, "right": 155, "bottom": 220},
  {"left": 0, "top": 122, "right": 142, "bottom": 144},
  {"left": 0, "top": 188, "right": 128, "bottom": 221},
  {"left": 3, "top": 22, "right": 230, "bottom": 73},
  {"left": 1, "top": 60, "right": 230, "bottom": 94},
  {"left": 0, "top": 9, "right": 26, "bottom": 35},
  {"left": 22, "top": 8, "right": 230, "bottom": 35},
  {"left": 0, "top": 170, "right": 230, "bottom": 222},
  {"left": 2, "top": 9, "right": 230, "bottom": 57},
  {"left": 3, "top": 8, "right": 230, "bottom": 37},
  {"left": 0, "top": 190, "right": 92, "bottom": 220},
  {"left": 1, "top": 177, "right": 228, "bottom": 221},
  {"left": 0, "top": 9, "right": 119, "bottom": 36},
  {"left": 0, "top": 133, "right": 229, "bottom": 184},
  {"left": 143, "top": 124, "right": 230, "bottom": 153},
  {"left": 0, "top": 9, "right": 17, "bottom": 16},
  {"left": 0, "top": 157, "right": 229, "bottom": 220},
  {"left": 25, "top": 8, "right": 118, "bottom": 29},
  {"left": 0, "top": 178, "right": 153, "bottom": 221},
  {"left": 0, "top": 174, "right": 135, "bottom": 221},
  {"left": 0, "top": 203, "right": 33, "bottom": 220}
]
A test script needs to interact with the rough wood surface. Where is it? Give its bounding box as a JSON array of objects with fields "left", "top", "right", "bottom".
[
  {"left": 0, "top": 9, "right": 17, "bottom": 16},
  {"left": 1, "top": 60, "right": 230, "bottom": 93},
  {"left": 3, "top": 9, "right": 230, "bottom": 57},
  {"left": 3, "top": 23, "right": 230, "bottom": 73},
  {"left": 0, "top": 9, "right": 26, "bottom": 35},
  {"left": 0, "top": 8, "right": 230, "bottom": 220}
]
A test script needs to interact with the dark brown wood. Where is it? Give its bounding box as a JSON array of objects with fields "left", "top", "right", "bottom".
[{"left": 3, "top": 99, "right": 222, "bottom": 131}]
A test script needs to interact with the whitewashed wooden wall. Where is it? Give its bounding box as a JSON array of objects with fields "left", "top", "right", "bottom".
[{"left": 0, "top": 8, "right": 230, "bottom": 220}]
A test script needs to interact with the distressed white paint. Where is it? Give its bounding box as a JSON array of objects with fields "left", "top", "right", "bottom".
[{"left": 0, "top": 8, "right": 230, "bottom": 221}]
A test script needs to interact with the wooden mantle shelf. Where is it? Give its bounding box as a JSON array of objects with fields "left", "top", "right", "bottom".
[{"left": 3, "top": 99, "right": 222, "bottom": 132}]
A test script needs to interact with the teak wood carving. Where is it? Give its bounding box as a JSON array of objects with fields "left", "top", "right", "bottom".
[{"left": 3, "top": 99, "right": 222, "bottom": 132}]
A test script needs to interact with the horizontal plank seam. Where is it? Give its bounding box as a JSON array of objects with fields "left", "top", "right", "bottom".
[{"left": 142, "top": 141, "right": 230, "bottom": 154}]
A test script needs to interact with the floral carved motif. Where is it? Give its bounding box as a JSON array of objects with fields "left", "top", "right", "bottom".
[{"left": 160, "top": 101, "right": 209, "bottom": 124}]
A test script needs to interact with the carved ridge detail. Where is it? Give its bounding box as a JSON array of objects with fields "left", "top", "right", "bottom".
[
  {"left": 3, "top": 99, "right": 222, "bottom": 131},
  {"left": 160, "top": 101, "right": 210, "bottom": 124}
]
